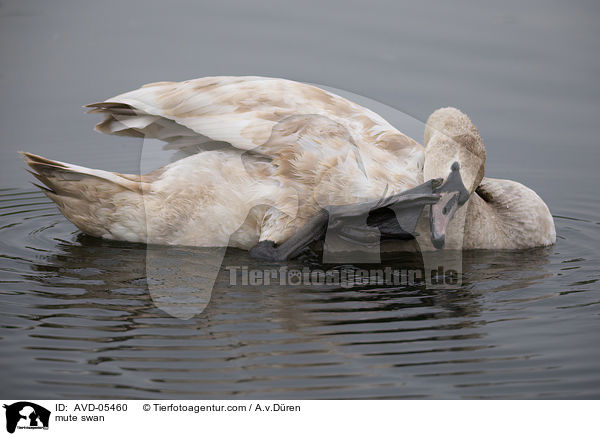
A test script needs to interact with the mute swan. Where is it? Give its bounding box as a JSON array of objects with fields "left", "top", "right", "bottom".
[{"left": 21, "top": 76, "right": 555, "bottom": 259}]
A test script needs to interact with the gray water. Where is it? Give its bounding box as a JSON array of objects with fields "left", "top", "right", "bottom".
[{"left": 1, "top": 0, "right": 599, "bottom": 399}]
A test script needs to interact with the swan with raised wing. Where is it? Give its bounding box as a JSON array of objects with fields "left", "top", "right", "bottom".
[{"left": 21, "top": 76, "right": 555, "bottom": 258}]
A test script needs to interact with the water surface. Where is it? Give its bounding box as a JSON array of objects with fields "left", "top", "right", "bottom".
[{"left": 1, "top": 0, "right": 599, "bottom": 399}]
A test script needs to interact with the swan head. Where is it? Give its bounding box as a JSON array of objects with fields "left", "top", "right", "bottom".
[{"left": 423, "top": 107, "right": 486, "bottom": 248}]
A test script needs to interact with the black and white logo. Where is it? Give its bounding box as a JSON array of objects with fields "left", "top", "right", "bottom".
[{"left": 3, "top": 402, "right": 50, "bottom": 434}]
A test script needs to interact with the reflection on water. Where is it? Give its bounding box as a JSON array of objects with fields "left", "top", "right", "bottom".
[
  {"left": 1, "top": 0, "right": 600, "bottom": 399},
  {"left": 1, "top": 188, "right": 599, "bottom": 399}
]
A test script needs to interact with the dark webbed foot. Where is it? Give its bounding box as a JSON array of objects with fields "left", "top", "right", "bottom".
[
  {"left": 249, "top": 179, "right": 445, "bottom": 261},
  {"left": 327, "top": 178, "right": 443, "bottom": 243},
  {"left": 250, "top": 209, "right": 330, "bottom": 261},
  {"left": 249, "top": 240, "right": 283, "bottom": 261}
]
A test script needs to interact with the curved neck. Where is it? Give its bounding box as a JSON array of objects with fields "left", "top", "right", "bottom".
[
  {"left": 462, "top": 178, "right": 555, "bottom": 249},
  {"left": 462, "top": 191, "right": 502, "bottom": 249}
]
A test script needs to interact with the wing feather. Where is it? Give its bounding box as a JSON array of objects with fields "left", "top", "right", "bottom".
[{"left": 87, "top": 76, "right": 425, "bottom": 189}]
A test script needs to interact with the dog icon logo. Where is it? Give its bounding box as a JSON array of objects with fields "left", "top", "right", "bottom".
[{"left": 3, "top": 402, "right": 50, "bottom": 434}]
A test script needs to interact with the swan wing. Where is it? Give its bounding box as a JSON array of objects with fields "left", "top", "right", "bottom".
[{"left": 86, "top": 76, "right": 422, "bottom": 158}]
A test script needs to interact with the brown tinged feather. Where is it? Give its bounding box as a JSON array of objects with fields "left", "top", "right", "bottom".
[{"left": 21, "top": 152, "right": 145, "bottom": 194}]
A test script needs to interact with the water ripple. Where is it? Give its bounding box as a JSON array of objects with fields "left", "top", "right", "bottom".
[{"left": 0, "top": 187, "right": 599, "bottom": 399}]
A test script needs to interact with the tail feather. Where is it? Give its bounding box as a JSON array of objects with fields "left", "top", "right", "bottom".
[
  {"left": 22, "top": 152, "right": 143, "bottom": 195},
  {"left": 21, "top": 152, "right": 146, "bottom": 240}
]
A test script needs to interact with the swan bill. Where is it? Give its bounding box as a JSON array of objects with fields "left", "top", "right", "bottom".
[{"left": 429, "top": 161, "right": 470, "bottom": 249}]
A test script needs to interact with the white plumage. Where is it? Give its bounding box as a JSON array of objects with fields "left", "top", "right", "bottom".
[{"left": 22, "top": 76, "right": 555, "bottom": 251}]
